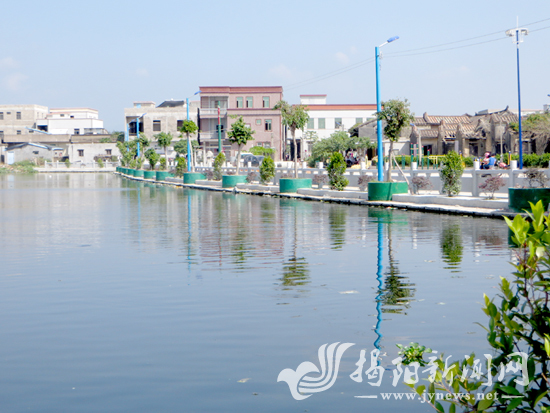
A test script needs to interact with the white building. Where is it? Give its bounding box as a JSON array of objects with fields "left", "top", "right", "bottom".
[
  {"left": 295, "top": 95, "right": 377, "bottom": 156},
  {"left": 123, "top": 100, "right": 200, "bottom": 140},
  {"left": 0, "top": 104, "right": 49, "bottom": 140},
  {"left": 36, "top": 108, "right": 106, "bottom": 135}
]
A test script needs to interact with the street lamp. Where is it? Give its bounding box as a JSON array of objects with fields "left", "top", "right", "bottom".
[
  {"left": 126, "top": 113, "right": 146, "bottom": 156},
  {"left": 506, "top": 25, "right": 528, "bottom": 169},
  {"left": 375, "top": 36, "right": 399, "bottom": 181},
  {"left": 186, "top": 91, "right": 200, "bottom": 171}
]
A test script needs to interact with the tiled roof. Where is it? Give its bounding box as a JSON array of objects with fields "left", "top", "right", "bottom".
[
  {"left": 420, "top": 130, "right": 438, "bottom": 138},
  {"left": 423, "top": 113, "right": 471, "bottom": 124}
]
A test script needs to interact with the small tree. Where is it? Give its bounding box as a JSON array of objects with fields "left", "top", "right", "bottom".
[
  {"left": 440, "top": 151, "right": 464, "bottom": 196},
  {"left": 376, "top": 99, "right": 414, "bottom": 182},
  {"left": 259, "top": 156, "right": 275, "bottom": 184},
  {"left": 144, "top": 148, "right": 159, "bottom": 171},
  {"left": 213, "top": 152, "right": 225, "bottom": 181},
  {"left": 479, "top": 175, "right": 506, "bottom": 199},
  {"left": 178, "top": 120, "right": 199, "bottom": 172},
  {"left": 156, "top": 132, "right": 173, "bottom": 170},
  {"left": 274, "top": 100, "right": 309, "bottom": 178},
  {"left": 227, "top": 116, "right": 255, "bottom": 176},
  {"left": 159, "top": 157, "right": 167, "bottom": 171},
  {"left": 327, "top": 152, "right": 349, "bottom": 191},
  {"left": 175, "top": 157, "right": 187, "bottom": 177},
  {"left": 136, "top": 134, "right": 150, "bottom": 166}
]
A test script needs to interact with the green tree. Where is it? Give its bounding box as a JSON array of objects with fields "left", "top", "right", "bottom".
[
  {"left": 250, "top": 146, "right": 276, "bottom": 157},
  {"left": 175, "top": 156, "right": 187, "bottom": 177},
  {"left": 178, "top": 120, "right": 199, "bottom": 172},
  {"left": 136, "top": 134, "right": 150, "bottom": 167},
  {"left": 259, "top": 156, "right": 275, "bottom": 184},
  {"left": 111, "top": 131, "right": 125, "bottom": 143},
  {"left": 213, "top": 152, "right": 225, "bottom": 181},
  {"left": 274, "top": 100, "right": 309, "bottom": 178},
  {"left": 144, "top": 148, "right": 159, "bottom": 171},
  {"left": 156, "top": 132, "right": 173, "bottom": 171},
  {"left": 327, "top": 152, "right": 349, "bottom": 190},
  {"left": 227, "top": 116, "right": 255, "bottom": 175},
  {"left": 376, "top": 99, "right": 414, "bottom": 181},
  {"left": 510, "top": 112, "right": 550, "bottom": 155},
  {"left": 440, "top": 151, "right": 464, "bottom": 196}
]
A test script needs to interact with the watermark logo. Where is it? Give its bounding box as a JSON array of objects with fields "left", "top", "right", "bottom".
[
  {"left": 278, "top": 343, "right": 529, "bottom": 401},
  {"left": 277, "top": 342, "right": 355, "bottom": 400}
]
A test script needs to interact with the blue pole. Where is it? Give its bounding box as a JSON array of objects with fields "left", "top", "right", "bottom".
[
  {"left": 136, "top": 117, "right": 140, "bottom": 158},
  {"left": 516, "top": 30, "right": 523, "bottom": 170},
  {"left": 187, "top": 97, "right": 192, "bottom": 172},
  {"left": 375, "top": 46, "right": 384, "bottom": 181}
]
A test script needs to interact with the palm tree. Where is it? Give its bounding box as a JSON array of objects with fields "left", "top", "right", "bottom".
[{"left": 156, "top": 132, "right": 173, "bottom": 170}]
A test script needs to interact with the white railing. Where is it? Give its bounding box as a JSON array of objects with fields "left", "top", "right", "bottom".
[
  {"left": 200, "top": 108, "right": 227, "bottom": 116},
  {"left": 43, "top": 161, "right": 120, "bottom": 169}
]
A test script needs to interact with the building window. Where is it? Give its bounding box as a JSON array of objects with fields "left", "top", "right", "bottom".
[
  {"left": 0, "top": 131, "right": 3, "bottom": 138},
  {"left": 16, "top": 112, "right": 21, "bottom": 120},
  {"left": 246, "top": 97, "right": 253, "bottom": 108},
  {"left": 307, "top": 118, "right": 314, "bottom": 129},
  {"left": 78, "top": 150, "right": 84, "bottom": 157},
  {"left": 106, "top": 149, "right": 112, "bottom": 155},
  {"left": 335, "top": 118, "right": 342, "bottom": 129},
  {"left": 177, "top": 120, "right": 183, "bottom": 129},
  {"left": 74, "top": 129, "right": 80, "bottom": 135},
  {"left": 16, "top": 130, "right": 21, "bottom": 135},
  {"left": 60, "top": 114, "right": 65, "bottom": 117},
  {"left": 153, "top": 120, "right": 161, "bottom": 132},
  {"left": 236, "top": 97, "right": 243, "bottom": 108},
  {"left": 262, "top": 97, "right": 270, "bottom": 108},
  {"left": 318, "top": 118, "right": 325, "bottom": 129},
  {"left": 216, "top": 124, "right": 224, "bottom": 133},
  {"left": 255, "top": 119, "right": 261, "bottom": 125},
  {"left": 33, "top": 151, "right": 39, "bottom": 155},
  {"left": 265, "top": 119, "right": 272, "bottom": 131},
  {"left": 0, "top": 112, "right": 3, "bottom": 120},
  {"left": 356, "top": 117, "right": 363, "bottom": 125}
]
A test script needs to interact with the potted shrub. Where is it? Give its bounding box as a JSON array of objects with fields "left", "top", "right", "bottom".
[
  {"left": 144, "top": 149, "right": 159, "bottom": 179},
  {"left": 440, "top": 151, "right": 464, "bottom": 196},
  {"left": 213, "top": 152, "right": 225, "bottom": 181},
  {"left": 411, "top": 176, "right": 433, "bottom": 195},
  {"left": 368, "top": 99, "right": 413, "bottom": 200},
  {"left": 223, "top": 116, "right": 255, "bottom": 188},
  {"left": 509, "top": 168, "right": 550, "bottom": 212},
  {"left": 259, "top": 156, "right": 275, "bottom": 185},
  {"left": 327, "top": 152, "right": 349, "bottom": 191}
]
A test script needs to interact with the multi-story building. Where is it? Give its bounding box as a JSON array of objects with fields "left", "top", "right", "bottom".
[
  {"left": 36, "top": 108, "right": 106, "bottom": 135},
  {"left": 123, "top": 100, "right": 200, "bottom": 140},
  {"left": 198, "top": 86, "right": 283, "bottom": 160},
  {"left": 0, "top": 104, "right": 49, "bottom": 141},
  {"left": 295, "top": 95, "right": 377, "bottom": 158}
]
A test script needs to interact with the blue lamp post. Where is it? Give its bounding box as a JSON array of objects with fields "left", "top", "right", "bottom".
[
  {"left": 375, "top": 36, "right": 399, "bottom": 181},
  {"left": 186, "top": 91, "right": 201, "bottom": 172},
  {"left": 506, "top": 26, "right": 528, "bottom": 169},
  {"left": 127, "top": 113, "right": 146, "bottom": 156}
]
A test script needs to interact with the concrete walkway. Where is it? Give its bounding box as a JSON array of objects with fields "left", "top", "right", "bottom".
[{"left": 114, "top": 172, "right": 518, "bottom": 219}]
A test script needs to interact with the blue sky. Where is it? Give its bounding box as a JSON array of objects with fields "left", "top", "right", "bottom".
[{"left": 1, "top": 0, "right": 549, "bottom": 131}]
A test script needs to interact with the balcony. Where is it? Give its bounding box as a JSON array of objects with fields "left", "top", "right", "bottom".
[
  {"left": 200, "top": 108, "right": 227, "bottom": 117},
  {"left": 200, "top": 131, "right": 226, "bottom": 141}
]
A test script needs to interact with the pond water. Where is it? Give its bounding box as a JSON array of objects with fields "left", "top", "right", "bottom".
[{"left": 0, "top": 174, "right": 514, "bottom": 412}]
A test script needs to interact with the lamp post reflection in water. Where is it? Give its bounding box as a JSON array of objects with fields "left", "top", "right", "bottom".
[{"left": 374, "top": 221, "right": 384, "bottom": 351}]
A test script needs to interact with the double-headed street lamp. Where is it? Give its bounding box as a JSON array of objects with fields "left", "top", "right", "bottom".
[
  {"left": 375, "top": 36, "right": 399, "bottom": 181},
  {"left": 506, "top": 25, "right": 528, "bottom": 169}
]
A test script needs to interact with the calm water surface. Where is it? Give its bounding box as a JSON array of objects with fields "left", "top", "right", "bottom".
[{"left": 0, "top": 174, "right": 513, "bottom": 412}]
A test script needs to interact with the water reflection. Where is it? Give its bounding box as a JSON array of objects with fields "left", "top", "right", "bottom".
[
  {"left": 279, "top": 206, "right": 310, "bottom": 291},
  {"left": 440, "top": 220, "right": 464, "bottom": 272},
  {"left": 328, "top": 206, "right": 347, "bottom": 249}
]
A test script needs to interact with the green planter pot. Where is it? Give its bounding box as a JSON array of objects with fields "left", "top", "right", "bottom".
[
  {"left": 127, "top": 169, "right": 136, "bottom": 176},
  {"left": 134, "top": 170, "right": 144, "bottom": 178},
  {"left": 509, "top": 187, "right": 550, "bottom": 212},
  {"left": 184, "top": 172, "right": 206, "bottom": 184},
  {"left": 156, "top": 171, "right": 174, "bottom": 181},
  {"left": 144, "top": 170, "right": 156, "bottom": 179},
  {"left": 368, "top": 181, "right": 409, "bottom": 201},
  {"left": 279, "top": 178, "right": 312, "bottom": 193},
  {"left": 222, "top": 175, "right": 247, "bottom": 188}
]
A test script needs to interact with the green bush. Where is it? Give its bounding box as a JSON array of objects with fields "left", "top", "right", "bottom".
[
  {"left": 213, "top": 152, "right": 225, "bottom": 181},
  {"left": 144, "top": 149, "right": 159, "bottom": 171},
  {"left": 259, "top": 156, "right": 275, "bottom": 184},
  {"left": 440, "top": 151, "right": 464, "bottom": 196},
  {"left": 463, "top": 156, "right": 474, "bottom": 167},
  {"left": 97, "top": 158, "right": 104, "bottom": 168},
  {"left": 65, "top": 159, "right": 71, "bottom": 168},
  {"left": 175, "top": 157, "right": 187, "bottom": 177},
  {"left": 327, "top": 152, "right": 349, "bottom": 191},
  {"left": 159, "top": 157, "right": 167, "bottom": 171},
  {"left": 410, "top": 201, "right": 550, "bottom": 412},
  {"left": 250, "top": 146, "right": 275, "bottom": 157}
]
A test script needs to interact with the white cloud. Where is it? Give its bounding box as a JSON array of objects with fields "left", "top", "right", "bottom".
[
  {"left": 0, "top": 57, "right": 18, "bottom": 70},
  {"left": 268, "top": 64, "right": 293, "bottom": 80},
  {"left": 135, "top": 68, "right": 148, "bottom": 77},
  {"left": 335, "top": 52, "right": 349, "bottom": 64},
  {"left": 3, "top": 73, "right": 28, "bottom": 91}
]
